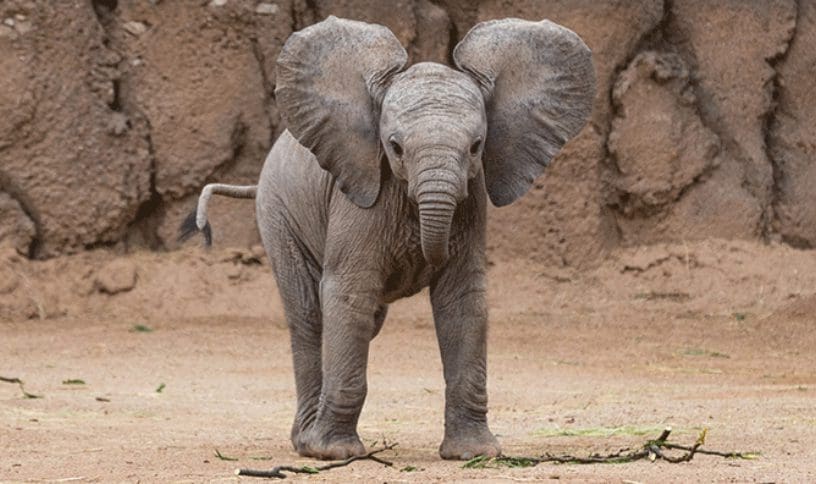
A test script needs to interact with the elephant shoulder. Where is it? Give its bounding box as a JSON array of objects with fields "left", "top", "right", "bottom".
[{"left": 261, "top": 130, "right": 332, "bottom": 191}]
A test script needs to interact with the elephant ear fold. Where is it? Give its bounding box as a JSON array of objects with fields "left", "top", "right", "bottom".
[
  {"left": 276, "top": 16, "right": 407, "bottom": 208},
  {"left": 453, "top": 18, "right": 596, "bottom": 207}
]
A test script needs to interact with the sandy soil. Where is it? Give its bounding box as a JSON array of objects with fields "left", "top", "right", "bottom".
[{"left": 2, "top": 239, "right": 816, "bottom": 482}]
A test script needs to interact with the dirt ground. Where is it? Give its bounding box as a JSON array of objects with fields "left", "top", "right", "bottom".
[{"left": 2, "top": 238, "right": 816, "bottom": 482}]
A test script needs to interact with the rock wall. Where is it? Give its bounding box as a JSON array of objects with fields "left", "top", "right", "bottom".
[{"left": 0, "top": 0, "right": 813, "bottom": 266}]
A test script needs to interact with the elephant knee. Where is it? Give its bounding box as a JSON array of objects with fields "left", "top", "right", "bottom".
[{"left": 371, "top": 304, "right": 388, "bottom": 339}]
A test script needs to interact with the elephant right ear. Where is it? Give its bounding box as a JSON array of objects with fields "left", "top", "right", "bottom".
[{"left": 276, "top": 16, "right": 407, "bottom": 208}]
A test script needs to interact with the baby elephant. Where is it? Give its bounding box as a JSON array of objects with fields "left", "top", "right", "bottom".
[{"left": 182, "top": 16, "right": 594, "bottom": 460}]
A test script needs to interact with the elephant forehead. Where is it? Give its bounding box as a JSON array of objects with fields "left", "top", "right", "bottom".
[{"left": 384, "top": 63, "right": 484, "bottom": 116}]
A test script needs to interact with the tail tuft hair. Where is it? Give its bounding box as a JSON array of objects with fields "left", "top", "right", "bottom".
[{"left": 178, "top": 209, "right": 212, "bottom": 246}]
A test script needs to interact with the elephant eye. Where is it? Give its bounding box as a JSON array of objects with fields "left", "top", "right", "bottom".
[
  {"left": 470, "top": 138, "right": 482, "bottom": 156},
  {"left": 388, "top": 137, "right": 403, "bottom": 157}
]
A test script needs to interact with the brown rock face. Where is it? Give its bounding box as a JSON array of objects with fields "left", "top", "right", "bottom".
[
  {"left": 108, "top": 0, "right": 293, "bottom": 250},
  {"left": 658, "top": 0, "right": 798, "bottom": 241},
  {"left": 1, "top": 0, "right": 814, "bottom": 267},
  {"left": 610, "top": 52, "right": 718, "bottom": 211},
  {"left": 412, "top": 0, "right": 452, "bottom": 64},
  {"left": 771, "top": 0, "right": 816, "bottom": 248},
  {"left": 607, "top": 51, "right": 734, "bottom": 243},
  {"left": 311, "top": 0, "right": 418, "bottom": 48},
  {"left": 0, "top": 1, "right": 152, "bottom": 258},
  {"left": 111, "top": 2, "right": 273, "bottom": 201}
]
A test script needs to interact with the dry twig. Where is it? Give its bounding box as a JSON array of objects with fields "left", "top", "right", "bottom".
[
  {"left": 0, "top": 376, "right": 42, "bottom": 399},
  {"left": 235, "top": 443, "right": 397, "bottom": 479},
  {"left": 463, "top": 427, "right": 757, "bottom": 469}
]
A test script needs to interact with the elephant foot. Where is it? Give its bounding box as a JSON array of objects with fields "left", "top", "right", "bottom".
[
  {"left": 290, "top": 412, "right": 318, "bottom": 452},
  {"left": 295, "top": 427, "right": 366, "bottom": 460},
  {"left": 439, "top": 426, "right": 501, "bottom": 460}
]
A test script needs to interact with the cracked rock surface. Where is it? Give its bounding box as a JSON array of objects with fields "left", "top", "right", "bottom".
[
  {"left": 0, "top": 1, "right": 152, "bottom": 258},
  {"left": 0, "top": 0, "right": 813, "bottom": 265},
  {"left": 610, "top": 51, "right": 716, "bottom": 210},
  {"left": 770, "top": 0, "right": 816, "bottom": 248}
]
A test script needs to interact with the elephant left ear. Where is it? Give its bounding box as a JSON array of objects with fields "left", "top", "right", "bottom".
[
  {"left": 276, "top": 17, "right": 407, "bottom": 208},
  {"left": 453, "top": 18, "right": 596, "bottom": 207}
]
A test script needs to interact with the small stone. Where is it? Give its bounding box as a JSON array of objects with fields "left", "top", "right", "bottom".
[
  {"left": 14, "top": 14, "right": 26, "bottom": 21},
  {"left": 3, "top": 18, "right": 15, "bottom": 27},
  {"left": 95, "top": 259, "right": 138, "bottom": 295},
  {"left": 131, "top": 57, "right": 143, "bottom": 67},
  {"left": 123, "top": 21, "right": 147, "bottom": 36},
  {"left": 209, "top": 0, "right": 228, "bottom": 6},
  {"left": 255, "top": 3, "right": 278, "bottom": 15},
  {"left": 108, "top": 112, "right": 129, "bottom": 137}
]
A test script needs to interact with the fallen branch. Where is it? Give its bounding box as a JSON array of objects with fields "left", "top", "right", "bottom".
[
  {"left": 235, "top": 443, "right": 397, "bottom": 479},
  {"left": 232, "top": 428, "right": 754, "bottom": 478},
  {"left": 464, "top": 427, "right": 758, "bottom": 468},
  {"left": 0, "top": 376, "right": 42, "bottom": 399}
]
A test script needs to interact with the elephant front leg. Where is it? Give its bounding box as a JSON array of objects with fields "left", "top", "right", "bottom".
[
  {"left": 297, "top": 274, "right": 379, "bottom": 460},
  {"left": 431, "top": 266, "right": 500, "bottom": 460}
]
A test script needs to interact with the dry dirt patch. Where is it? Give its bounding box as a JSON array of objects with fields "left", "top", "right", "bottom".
[{"left": 2, "top": 239, "right": 816, "bottom": 481}]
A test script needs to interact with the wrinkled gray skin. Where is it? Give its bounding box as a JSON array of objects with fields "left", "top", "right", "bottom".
[{"left": 252, "top": 16, "right": 595, "bottom": 460}]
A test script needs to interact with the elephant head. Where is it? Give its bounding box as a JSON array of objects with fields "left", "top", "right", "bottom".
[{"left": 276, "top": 16, "right": 595, "bottom": 266}]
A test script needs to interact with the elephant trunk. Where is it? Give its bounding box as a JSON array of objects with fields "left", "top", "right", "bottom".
[{"left": 415, "top": 169, "right": 461, "bottom": 266}]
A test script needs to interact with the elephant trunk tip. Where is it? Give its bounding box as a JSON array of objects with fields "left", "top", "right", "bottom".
[{"left": 422, "top": 243, "right": 450, "bottom": 267}]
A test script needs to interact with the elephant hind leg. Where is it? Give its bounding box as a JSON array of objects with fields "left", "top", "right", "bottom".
[
  {"left": 284, "top": 283, "right": 322, "bottom": 453},
  {"left": 266, "top": 232, "right": 323, "bottom": 452}
]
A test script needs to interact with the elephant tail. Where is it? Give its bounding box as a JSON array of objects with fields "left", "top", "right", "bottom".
[{"left": 178, "top": 184, "right": 257, "bottom": 246}]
